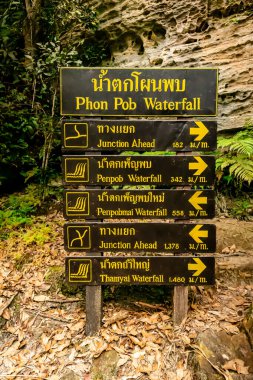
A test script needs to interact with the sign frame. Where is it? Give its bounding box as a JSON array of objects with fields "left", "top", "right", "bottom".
[
  {"left": 65, "top": 256, "right": 215, "bottom": 286},
  {"left": 61, "top": 119, "right": 217, "bottom": 152},
  {"left": 64, "top": 222, "right": 216, "bottom": 253},
  {"left": 60, "top": 67, "right": 218, "bottom": 117},
  {"left": 63, "top": 189, "right": 215, "bottom": 220},
  {"left": 62, "top": 154, "right": 215, "bottom": 186}
]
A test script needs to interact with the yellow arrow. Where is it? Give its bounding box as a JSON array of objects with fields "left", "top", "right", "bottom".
[
  {"left": 188, "top": 191, "right": 207, "bottom": 210},
  {"left": 190, "top": 121, "right": 209, "bottom": 141},
  {"left": 189, "top": 156, "right": 208, "bottom": 176},
  {"left": 189, "top": 224, "right": 208, "bottom": 243},
  {"left": 188, "top": 258, "right": 206, "bottom": 276}
]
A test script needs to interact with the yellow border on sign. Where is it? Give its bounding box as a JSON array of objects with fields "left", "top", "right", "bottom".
[
  {"left": 64, "top": 122, "right": 88, "bottom": 148},
  {"left": 65, "top": 191, "right": 90, "bottom": 216},
  {"left": 67, "top": 225, "right": 91, "bottom": 250},
  {"left": 64, "top": 157, "right": 89, "bottom": 183},
  {"left": 59, "top": 67, "right": 219, "bottom": 117},
  {"left": 68, "top": 258, "right": 92, "bottom": 283}
]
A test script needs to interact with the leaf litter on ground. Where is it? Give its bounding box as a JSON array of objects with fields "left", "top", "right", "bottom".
[{"left": 0, "top": 212, "right": 252, "bottom": 379}]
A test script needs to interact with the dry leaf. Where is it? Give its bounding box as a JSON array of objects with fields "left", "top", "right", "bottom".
[
  {"left": 3, "top": 357, "right": 13, "bottom": 370},
  {"left": 6, "top": 325, "right": 17, "bottom": 335},
  {"left": 176, "top": 368, "right": 186, "bottom": 379},
  {"left": 20, "top": 310, "right": 30, "bottom": 323},
  {"left": 40, "top": 284, "right": 51, "bottom": 291},
  {"left": 102, "top": 332, "right": 119, "bottom": 343},
  {"left": 219, "top": 322, "right": 240, "bottom": 334},
  {"left": 2, "top": 340, "right": 20, "bottom": 357},
  {"left": 222, "top": 247, "right": 230, "bottom": 254},
  {"left": 2, "top": 307, "right": 11, "bottom": 320},
  {"left": 54, "top": 331, "right": 66, "bottom": 341},
  {"left": 132, "top": 350, "right": 145, "bottom": 360},
  {"left": 41, "top": 334, "right": 50, "bottom": 346},
  {"left": 55, "top": 340, "right": 71, "bottom": 352},
  {"left": 18, "top": 329, "right": 25, "bottom": 342},
  {"left": 110, "top": 344, "right": 126, "bottom": 354},
  {"left": 182, "top": 335, "right": 191, "bottom": 345},
  {"left": 33, "top": 294, "right": 49, "bottom": 302},
  {"left": 117, "top": 356, "right": 130, "bottom": 367},
  {"left": 18, "top": 338, "right": 27, "bottom": 349},
  {"left": 41, "top": 334, "right": 52, "bottom": 352},
  {"left": 90, "top": 339, "right": 108, "bottom": 357},
  {"left": 103, "top": 310, "right": 129, "bottom": 327},
  {"left": 223, "top": 358, "right": 249, "bottom": 374},
  {"left": 56, "top": 349, "right": 68, "bottom": 357},
  {"left": 70, "top": 319, "right": 85, "bottom": 332},
  {"left": 129, "top": 335, "right": 145, "bottom": 348},
  {"left": 230, "top": 244, "right": 236, "bottom": 252}
]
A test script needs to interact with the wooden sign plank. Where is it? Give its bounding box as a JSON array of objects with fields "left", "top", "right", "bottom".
[
  {"left": 61, "top": 120, "right": 217, "bottom": 152},
  {"left": 62, "top": 155, "right": 215, "bottom": 186},
  {"left": 64, "top": 222, "right": 216, "bottom": 253},
  {"left": 60, "top": 68, "right": 218, "bottom": 116},
  {"left": 63, "top": 189, "right": 215, "bottom": 220},
  {"left": 65, "top": 256, "right": 215, "bottom": 286}
]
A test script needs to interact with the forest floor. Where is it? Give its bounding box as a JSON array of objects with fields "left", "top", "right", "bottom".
[{"left": 0, "top": 210, "right": 253, "bottom": 380}]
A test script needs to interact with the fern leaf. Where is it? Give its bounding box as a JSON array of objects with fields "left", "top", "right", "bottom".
[
  {"left": 229, "top": 157, "right": 253, "bottom": 184},
  {"left": 217, "top": 129, "right": 253, "bottom": 157},
  {"left": 229, "top": 140, "right": 253, "bottom": 156}
]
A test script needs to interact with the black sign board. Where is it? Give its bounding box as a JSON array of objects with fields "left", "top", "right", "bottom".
[
  {"left": 63, "top": 189, "right": 215, "bottom": 220},
  {"left": 65, "top": 256, "right": 215, "bottom": 286},
  {"left": 64, "top": 222, "right": 216, "bottom": 253},
  {"left": 60, "top": 68, "right": 218, "bottom": 116},
  {"left": 61, "top": 120, "right": 217, "bottom": 152},
  {"left": 62, "top": 155, "right": 215, "bottom": 186}
]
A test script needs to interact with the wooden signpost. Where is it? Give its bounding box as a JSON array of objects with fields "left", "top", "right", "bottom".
[
  {"left": 62, "top": 155, "right": 215, "bottom": 186},
  {"left": 64, "top": 222, "right": 216, "bottom": 253},
  {"left": 65, "top": 256, "right": 215, "bottom": 286},
  {"left": 62, "top": 119, "right": 217, "bottom": 152},
  {"left": 60, "top": 68, "right": 218, "bottom": 116},
  {"left": 63, "top": 189, "right": 215, "bottom": 220},
  {"left": 60, "top": 67, "right": 218, "bottom": 335}
]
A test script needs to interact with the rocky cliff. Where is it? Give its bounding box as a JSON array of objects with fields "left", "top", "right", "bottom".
[{"left": 87, "top": 0, "right": 253, "bottom": 131}]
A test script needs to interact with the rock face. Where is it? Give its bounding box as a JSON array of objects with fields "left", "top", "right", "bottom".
[
  {"left": 194, "top": 328, "right": 253, "bottom": 379},
  {"left": 86, "top": 0, "right": 253, "bottom": 131},
  {"left": 215, "top": 218, "right": 253, "bottom": 252},
  {"left": 91, "top": 350, "right": 119, "bottom": 380}
]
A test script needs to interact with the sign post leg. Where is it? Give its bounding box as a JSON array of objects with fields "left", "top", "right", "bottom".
[
  {"left": 173, "top": 150, "right": 190, "bottom": 326},
  {"left": 86, "top": 285, "right": 103, "bottom": 335},
  {"left": 85, "top": 150, "right": 103, "bottom": 336},
  {"left": 173, "top": 285, "right": 189, "bottom": 326}
]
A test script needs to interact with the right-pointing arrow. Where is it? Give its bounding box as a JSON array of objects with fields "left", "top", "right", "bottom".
[
  {"left": 188, "top": 258, "right": 206, "bottom": 276},
  {"left": 190, "top": 121, "right": 209, "bottom": 141},
  {"left": 189, "top": 156, "right": 208, "bottom": 176},
  {"left": 189, "top": 224, "right": 208, "bottom": 243},
  {"left": 188, "top": 191, "right": 207, "bottom": 210}
]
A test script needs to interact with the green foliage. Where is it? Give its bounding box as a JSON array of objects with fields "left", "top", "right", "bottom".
[
  {"left": 216, "top": 126, "right": 253, "bottom": 188},
  {"left": 217, "top": 128, "right": 253, "bottom": 156},
  {"left": 0, "top": 183, "right": 62, "bottom": 239},
  {"left": 0, "top": 0, "right": 106, "bottom": 189},
  {"left": 0, "top": 185, "right": 41, "bottom": 233},
  {"left": 22, "top": 223, "right": 55, "bottom": 245},
  {"left": 230, "top": 197, "right": 253, "bottom": 220}
]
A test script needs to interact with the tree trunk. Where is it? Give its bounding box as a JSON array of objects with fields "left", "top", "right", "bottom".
[{"left": 23, "top": 0, "right": 42, "bottom": 65}]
